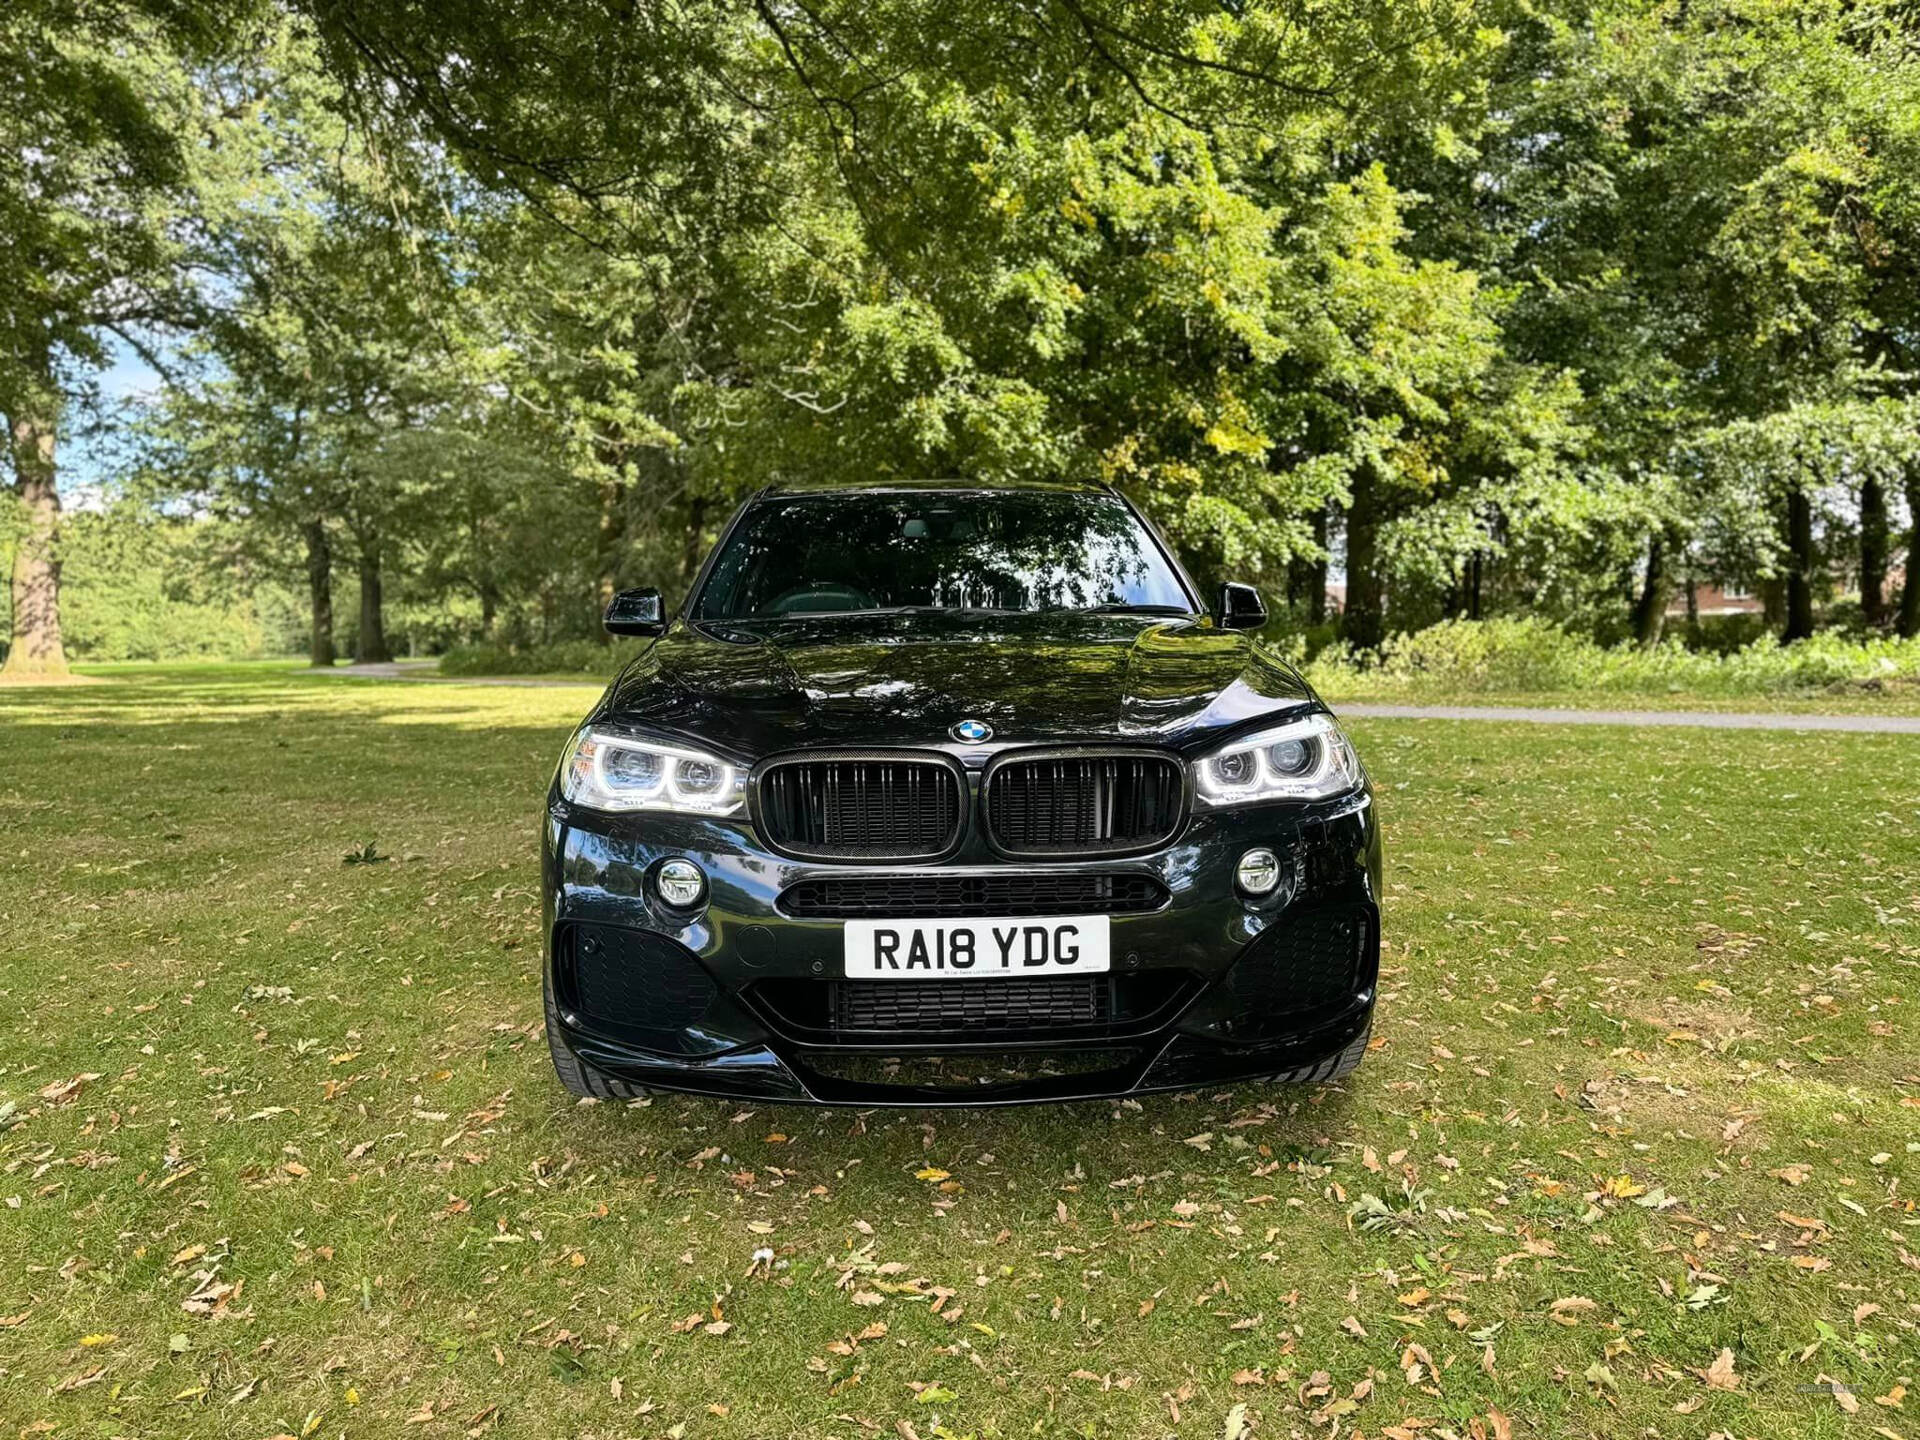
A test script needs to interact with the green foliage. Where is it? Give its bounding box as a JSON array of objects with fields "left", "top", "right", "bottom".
[
  {"left": 1310, "top": 616, "right": 1920, "bottom": 697},
  {"left": 17, "top": 0, "right": 1920, "bottom": 664},
  {"left": 0, "top": 0, "right": 238, "bottom": 407},
  {"left": 0, "top": 503, "right": 298, "bottom": 662}
]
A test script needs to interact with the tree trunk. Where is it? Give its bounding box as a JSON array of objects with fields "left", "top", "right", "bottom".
[
  {"left": 680, "top": 494, "right": 709, "bottom": 594},
  {"left": 304, "top": 520, "right": 335, "bottom": 668},
  {"left": 1761, "top": 577, "right": 1785, "bottom": 633},
  {"left": 1286, "top": 551, "right": 1315, "bottom": 615},
  {"left": 1307, "top": 507, "right": 1330, "bottom": 625},
  {"left": 1784, "top": 488, "right": 1815, "bottom": 642},
  {"left": 2, "top": 409, "right": 67, "bottom": 677},
  {"left": 1859, "top": 474, "right": 1888, "bottom": 627},
  {"left": 1631, "top": 532, "right": 1671, "bottom": 648},
  {"left": 1901, "top": 467, "right": 1920, "bottom": 639},
  {"left": 355, "top": 534, "right": 391, "bottom": 664},
  {"left": 595, "top": 472, "right": 626, "bottom": 632},
  {"left": 1343, "top": 466, "right": 1385, "bottom": 652}
]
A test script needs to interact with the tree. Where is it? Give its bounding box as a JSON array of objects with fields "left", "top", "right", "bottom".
[
  {"left": 294, "top": 0, "right": 1525, "bottom": 617},
  {"left": 1438, "top": 0, "right": 1920, "bottom": 643},
  {"left": 0, "top": 0, "right": 258, "bottom": 674},
  {"left": 154, "top": 17, "right": 483, "bottom": 664}
]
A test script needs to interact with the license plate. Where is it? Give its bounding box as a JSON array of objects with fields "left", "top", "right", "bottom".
[{"left": 843, "top": 916, "right": 1111, "bottom": 979}]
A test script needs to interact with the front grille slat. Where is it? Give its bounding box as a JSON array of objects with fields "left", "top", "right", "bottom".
[
  {"left": 750, "top": 970, "right": 1195, "bottom": 1043},
  {"left": 758, "top": 755, "right": 961, "bottom": 860},
  {"left": 986, "top": 752, "right": 1182, "bottom": 856},
  {"left": 781, "top": 872, "right": 1168, "bottom": 919},
  {"left": 833, "top": 976, "right": 1109, "bottom": 1034}
]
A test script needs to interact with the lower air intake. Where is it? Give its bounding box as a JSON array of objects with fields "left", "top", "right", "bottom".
[
  {"left": 834, "top": 976, "right": 1109, "bottom": 1034},
  {"left": 561, "top": 923, "right": 717, "bottom": 1038},
  {"left": 780, "top": 872, "right": 1168, "bottom": 919},
  {"left": 1224, "top": 905, "right": 1371, "bottom": 1021}
]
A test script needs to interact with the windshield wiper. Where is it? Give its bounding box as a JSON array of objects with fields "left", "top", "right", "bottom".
[{"left": 1082, "top": 603, "right": 1192, "bottom": 615}]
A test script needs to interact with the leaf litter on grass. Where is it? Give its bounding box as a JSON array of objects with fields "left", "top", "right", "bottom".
[{"left": 0, "top": 670, "right": 1916, "bottom": 1436}]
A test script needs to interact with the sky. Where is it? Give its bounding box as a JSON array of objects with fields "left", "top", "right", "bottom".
[{"left": 62, "top": 335, "right": 165, "bottom": 504}]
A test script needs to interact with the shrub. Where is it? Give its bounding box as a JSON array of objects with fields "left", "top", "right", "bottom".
[
  {"left": 1306, "top": 617, "right": 1920, "bottom": 698},
  {"left": 437, "top": 639, "right": 643, "bottom": 676},
  {"left": 1679, "top": 612, "right": 1772, "bottom": 656}
]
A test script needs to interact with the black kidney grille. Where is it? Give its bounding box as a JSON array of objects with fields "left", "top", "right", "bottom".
[
  {"left": 1225, "top": 906, "right": 1370, "bottom": 1020},
  {"left": 759, "top": 758, "right": 961, "bottom": 858},
  {"left": 781, "top": 872, "right": 1168, "bottom": 919},
  {"left": 833, "top": 977, "right": 1110, "bottom": 1034},
  {"left": 986, "top": 754, "right": 1183, "bottom": 855}
]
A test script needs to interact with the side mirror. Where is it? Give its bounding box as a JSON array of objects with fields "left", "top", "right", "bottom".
[
  {"left": 604, "top": 587, "right": 666, "bottom": 637},
  {"left": 1217, "top": 582, "right": 1267, "bottom": 631}
]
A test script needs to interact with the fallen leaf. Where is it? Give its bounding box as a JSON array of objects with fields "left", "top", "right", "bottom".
[
  {"left": 1703, "top": 1348, "right": 1740, "bottom": 1391},
  {"left": 1548, "top": 1296, "right": 1596, "bottom": 1325}
]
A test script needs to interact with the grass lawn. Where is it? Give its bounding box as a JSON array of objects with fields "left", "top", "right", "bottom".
[
  {"left": 1308, "top": 678, "right": 1920, "bottom": 718},
  {"left": 2, "top": 665, "right": 1916, "bottom": 1440}
]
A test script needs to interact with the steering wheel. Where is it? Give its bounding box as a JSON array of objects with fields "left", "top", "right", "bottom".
[{"left": 763, "top": 581, "right": 881, "bottom": 615}]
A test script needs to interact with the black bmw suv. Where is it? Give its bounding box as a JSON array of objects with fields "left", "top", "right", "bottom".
[{"left": 542, "top": 480, "right": 1380, "bottom": 1105}]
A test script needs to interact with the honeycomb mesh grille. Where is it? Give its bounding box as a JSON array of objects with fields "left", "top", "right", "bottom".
[
  {"left": 564, "top": 923, "right": 717, "bottom": 1032},
  {"left": 781, "top": 872, "right": 1168, "bottom": 919},
  {"left": 1224, "top": 906, "right": 1368, "bottom": 1019},
  {"left": 832, "top": 977, "right": 1110, "bottom": 1034}
]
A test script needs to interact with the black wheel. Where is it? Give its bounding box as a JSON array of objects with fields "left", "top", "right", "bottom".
[
  {"left": 543, "top": 971, "right": 652, "bottom": 1100},
  {"left": 1265, "top": 1019, "right": 1371, "bottom": 1086}
]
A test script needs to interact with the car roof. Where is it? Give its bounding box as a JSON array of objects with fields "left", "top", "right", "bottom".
[{"left": 759, "top": 477, "right": 1111, "bottom": 497}]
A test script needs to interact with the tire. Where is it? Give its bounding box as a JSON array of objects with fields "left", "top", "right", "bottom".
[
  {"left": 543, "top": 971, "right": 652, "bottom": 1100},
  {"left": 1268, "top": 1019, "right": 1371, "bottom": 1086}
]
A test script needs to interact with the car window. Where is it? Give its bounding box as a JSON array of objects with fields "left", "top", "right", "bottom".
[{"left": 692, "top": 491, "right": 1193, "bottom": 619}]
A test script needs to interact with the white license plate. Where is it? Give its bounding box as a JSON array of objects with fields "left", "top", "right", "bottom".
[{"left": 843, "top": 916, "right": 1111, "bottom": 979}]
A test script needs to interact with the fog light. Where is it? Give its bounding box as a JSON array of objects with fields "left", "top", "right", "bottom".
[
  {"left": 655, "top": 857, "right": 707, "bottom": 908},
  {"left": 1236, "top": 847, "right": 1282, "bottom": 897}
]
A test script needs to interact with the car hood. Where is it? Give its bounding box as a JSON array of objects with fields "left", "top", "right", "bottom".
[{"left": 599, "top": 611, "right": 1317, "bottom": 758}]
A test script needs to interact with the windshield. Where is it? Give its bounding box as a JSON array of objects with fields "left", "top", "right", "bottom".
[{"left": 692, "top": 490, "right": 1194, "bottom": 620}]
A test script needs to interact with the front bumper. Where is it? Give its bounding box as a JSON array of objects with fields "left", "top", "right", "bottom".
[{"left": 542, "top": 790, "right": 1382, "bottom": 1107}]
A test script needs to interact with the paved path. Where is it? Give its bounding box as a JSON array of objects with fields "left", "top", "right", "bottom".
[{"left": 1336, "top": 702, "right": 1920, "bottom": 734}]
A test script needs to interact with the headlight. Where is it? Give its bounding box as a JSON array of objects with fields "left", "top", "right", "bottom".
[
  {"left": 1192, "top": 713, "right": 1361, "bottom": 807},
  {"left": 561, "top": 728, "right": 745, "bottom": 816}
]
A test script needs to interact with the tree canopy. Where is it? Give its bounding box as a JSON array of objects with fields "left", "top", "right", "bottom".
[{"left": 5, "top": 0, "right": 1920, "bottom": 669}]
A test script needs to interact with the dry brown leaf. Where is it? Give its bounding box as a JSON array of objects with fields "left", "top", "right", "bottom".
[
  {"left": 1816, "top": 1374, "right": 1860, "bottom": 1414},
  {"left": 1548, "top": 1296, "right": 1595, "bottom": 1325},
  {"left": 1703, "top": 1348, "right": 1740, "bottom": 1391}
]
